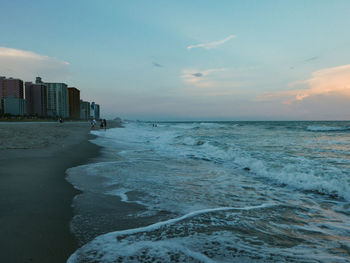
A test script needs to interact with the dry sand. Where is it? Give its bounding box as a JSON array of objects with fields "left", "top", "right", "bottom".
[{"left": 0, "top": 121, "right": 117, "bottom": 263}]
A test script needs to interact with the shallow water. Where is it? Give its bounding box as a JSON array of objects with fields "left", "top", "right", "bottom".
[{"left": 67, "top": 121, "right": 350, "bottom": 262}]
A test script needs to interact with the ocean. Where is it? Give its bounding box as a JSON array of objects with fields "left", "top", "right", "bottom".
[{"left": 66, "top": 121, "right": 350, "bottom": 262}]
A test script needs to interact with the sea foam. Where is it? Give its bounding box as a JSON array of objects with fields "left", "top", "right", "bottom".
[
  {"left": 307, "top": 125, "right": 350, "bottom": 132},
  {"left": 67, "top": 204, "right": 275, "bottom": 263}
]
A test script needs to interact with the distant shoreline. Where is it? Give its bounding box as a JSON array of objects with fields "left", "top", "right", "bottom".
[{"left": 0, "top": 117, "right": 91, "bottom": 122}]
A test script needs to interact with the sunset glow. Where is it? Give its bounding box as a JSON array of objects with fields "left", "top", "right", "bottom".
[{"left": 0, "top": 0, "right": 349, "bottom": 120}]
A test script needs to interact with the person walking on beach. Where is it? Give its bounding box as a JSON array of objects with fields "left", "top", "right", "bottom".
[
  {"left": 100, "top": 120, "right": 104, "bottom": 129},
  {"left": 91, "top": 119, "right": 96, "bottom": 130},
  {"left": 103, "top": 119, "right": 107, "bottom": 130}
]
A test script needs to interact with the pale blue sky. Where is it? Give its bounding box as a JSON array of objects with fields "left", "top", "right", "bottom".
[{"left": 1, "top": 0, "right": 350, "bottom": 120}]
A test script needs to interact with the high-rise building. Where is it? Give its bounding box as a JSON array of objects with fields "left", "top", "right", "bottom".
[
  {"left": 80, "top": 100, "right": 90, "bottom": 120},
  {"left": 0, "top": 76, "right": 26, "bottom": 116},
  {"left": 36, "top": 77, "right": 69, "bottom": 118},
  {"left": 89, "top": 102, "right": 101, "bottom": 119},
  {"left": 0, "top": 98, "right": 4, "bottom": 115},
  {"left": 68, "top": 87, "right": 80, "bottom": 119},
  {"left": 3, "top": 95, "right": 27, "bottom": 115},
  {"left": 46, "top": 83, "right": 69, "bottom": 118},
  {"left": 90, "top": 102, "right": 96, "bottom": 119},
  {"left": 0, "top": 76, "right": 24, "bottom": 99},
  {"left": 0, "top": 77, "right": 4, "bottom": 99},
  {"left": 25, "top": 82, "right": 47, "bottom": 116},
  {"left": 95, "top": 104, "right": 100, "bottom": 120}
]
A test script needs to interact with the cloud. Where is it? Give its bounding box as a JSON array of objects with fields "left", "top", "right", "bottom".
[
  {"left": 152, "top": 62, "right": 163, "bottom": 68},
  {"left": 181, "top": 67, "right": 250, "bottom": 97},
  {"left": 192, "top": 73, "right": 203, "bottom": 77},
  {"left": 304, "top": 56, "right": 319, "bottom": 62},
  {"left": 182, "top": 68, "right": 227, "bottom": 85},
  {"left": 187, "top": 34, "right": 236, "bottom": 50},
  {"left": 258, "top": 64, "right": 350, "bottom": 104},
  {"left": 290, "top": 56, "right": 320, "bottom": 70},
  {"left": 0, "top": 46, "right": 70, "bottom": 81}
]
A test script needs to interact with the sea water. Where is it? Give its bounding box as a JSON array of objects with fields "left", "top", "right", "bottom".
[{"left": 66, "top": 121, "right": 350, "bottom": 262}]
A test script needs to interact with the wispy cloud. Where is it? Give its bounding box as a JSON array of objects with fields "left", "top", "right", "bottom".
[
  {"left": 181, "top": 67, "right": 250, "bottom": 96},
  {"left": 182, "top": 68, "right": 227, "bottom": 85},
  {"left": 257, "top": 64, "right": 350, "bottom": 104},
  {"left": 0, "top": 47, "right": 69, "bottom": 64},
  {"left": 152, "top": 62, "right": 163, "bottom": 68},
  {"left": 192, "top": 73, "right": 203, "bottom": 77},
  {"left": 304, "top": 56, "right": 319, "bottom": 62},
  {"left": 0, "top": 46, "right": 70, "bottom": 81},
  {"left": 187, "top": 34, "right": 236, "bottom": 50}
]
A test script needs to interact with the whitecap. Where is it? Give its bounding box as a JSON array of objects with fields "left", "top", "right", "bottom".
[{"left": 307, "top": 126, "right": 350, "bottom": 132}]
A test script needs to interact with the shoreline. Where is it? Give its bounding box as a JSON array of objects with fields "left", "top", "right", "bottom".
[{"left": 0, "top": 121, "right": 119, "bottom": 263}]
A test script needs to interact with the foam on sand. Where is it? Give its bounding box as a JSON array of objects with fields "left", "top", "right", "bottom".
[{"left": 67, "top": 204, "right": 275, "bottom": 263}]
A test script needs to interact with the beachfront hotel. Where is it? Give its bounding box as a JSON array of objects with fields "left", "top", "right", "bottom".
[
  {"left": 89, "top": 102, "right": 100, "bottom": 120},
  {"left": 68, "top": 87, "right": 81, "bottom": 119},
  {"left": 25, "top": 81, "right": 48, "bottom": 117},
  {"left": 0, "top": 76, "right": 27, "bottom": 115},
  {"left": 0, "top": 96, "right": 27, "bottom": 115},
  {"left": 0, "top": 76, "right": 24, "bottom": 98},
  {"left": 0, "top": 75, "right": 102, "bottom": 120},
  {"left": 95, "top": 104, "right": 100, "bottom": 120},
  {"left": 36, "top": 77, "right": 70, "bottom": 118},
  {"left": 80, "top": 100, "right": 90, "bottom": 120}
]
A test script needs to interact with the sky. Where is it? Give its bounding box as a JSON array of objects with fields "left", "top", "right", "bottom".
[{"left": 1, "top": 0, "right": 350, "bottom": 120}]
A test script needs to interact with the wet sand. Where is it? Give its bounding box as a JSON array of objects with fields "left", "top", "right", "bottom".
[{"left": 0, "top": 121, "right": 117, "bottom": 263}]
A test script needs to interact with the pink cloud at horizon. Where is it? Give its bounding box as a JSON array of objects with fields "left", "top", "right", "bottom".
[{"left": 258, "top": 64, "right": 350, "bottom": 104}]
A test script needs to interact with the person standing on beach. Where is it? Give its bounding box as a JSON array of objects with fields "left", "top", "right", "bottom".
[
  {"left": 103, "top": 119, "right": 107, "bottom": 130},
  {"left": 91, "top": 119, "right": 96, "bottom": 130}
]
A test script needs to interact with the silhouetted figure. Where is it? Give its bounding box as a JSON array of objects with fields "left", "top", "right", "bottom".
[
  {"left": 91, "top": 119, "right": 96, "bottom": 130},
  {"left": 103, "top": 119, "right": 107, "bottom": 130}
]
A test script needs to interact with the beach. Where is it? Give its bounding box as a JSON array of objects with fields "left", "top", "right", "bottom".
[
  {"left": 2, "top": 121, "right": 350, "bottom": 263},
  {"left": 0, "top": 121, "right": 117, "bottom": 263}
]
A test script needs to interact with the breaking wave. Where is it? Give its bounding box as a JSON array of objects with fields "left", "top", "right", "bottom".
[{"left": 307, "top": 126, "right": 350, "bottom": 132}]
